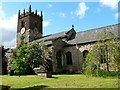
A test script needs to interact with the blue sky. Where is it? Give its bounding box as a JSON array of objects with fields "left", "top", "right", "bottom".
[{"left": 1, "top": 1, "right": 119, "bottom": 48}]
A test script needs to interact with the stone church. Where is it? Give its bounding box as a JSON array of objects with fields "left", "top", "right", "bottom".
[{"left": 17, "top": 5, "right": 120, "bottom": 73}]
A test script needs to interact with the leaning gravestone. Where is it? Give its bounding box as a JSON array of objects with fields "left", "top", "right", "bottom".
[{"left": 34, "top": 66, "right": 52, "bottom": 78}]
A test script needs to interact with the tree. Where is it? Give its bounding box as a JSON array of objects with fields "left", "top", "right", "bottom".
[
  {"left": 83, "top": 30, "right": 120, "bottom": 77},
  {"left": 110, "top": 38, "right": 120, "bottom": 71},
  {"left": 27, "top": 41, "right": 52, "bottom": 72},
  {"left": 43, "top": 48, "right": 52, "bottom": 72},
  {"left": 83, "top": 44, "right": 101, "bottom": 76},
  {"left": 8, "top": 43, "right": 29, "bottom": 76},
  {"left": 7, "top": 48, "right": 17, "bottom": 75},
  {"left": 27, "top": 41, "right": 45, "bottom": 68},
  {"left": 8, "top": 41, "right": 52, "bottom": 76}
]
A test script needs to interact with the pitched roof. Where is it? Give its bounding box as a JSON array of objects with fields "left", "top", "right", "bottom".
[
  {"left": 35, "top": 24, "right": 119, "bottom": 46},
  {"left": 67, "top": 24, "right": 119, "bottom": 45},
  {"left": 35, "top": 31, "right": 67, "bottom": 45},
  {"left": 38, "top": 31, "right": 66, "bottom": 41}
]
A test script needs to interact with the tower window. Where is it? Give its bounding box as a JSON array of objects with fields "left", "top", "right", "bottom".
[
  {"left": 66, "top": 52, "right": 72, "bottom": 65},
  {"left": 21, "top": 20, "right": 25, "bottom": 28},
  {"left": 33, "top": 21, "right": 38, "bottom": 28}
]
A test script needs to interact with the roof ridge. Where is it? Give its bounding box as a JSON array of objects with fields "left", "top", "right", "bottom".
[
  {"left": 43, "top": 31, "right": 67, "bottom": 37},
  {"left": 77, "top": 23, "right": 119, "bottom": 34}
]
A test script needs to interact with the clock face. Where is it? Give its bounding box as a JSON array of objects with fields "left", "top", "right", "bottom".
[{"left": 21, "top": 27, "right": 26, "bottom": 34}]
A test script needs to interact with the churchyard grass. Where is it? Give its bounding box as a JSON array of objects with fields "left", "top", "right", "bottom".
[{"left": 1, "top": 74, "right": 119, "bottom": 89}]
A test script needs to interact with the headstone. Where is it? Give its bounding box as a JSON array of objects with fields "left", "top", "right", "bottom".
[{"left": 34, "top": 66, "right": 52, "bottom": 78}]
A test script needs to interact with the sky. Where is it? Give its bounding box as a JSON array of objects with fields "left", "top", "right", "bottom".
[{"left": 1, "top": 0, "right": 119, "bottom": 48}]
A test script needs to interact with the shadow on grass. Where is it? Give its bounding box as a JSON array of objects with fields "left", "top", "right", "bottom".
[
  {"left": 12, "top": 85, "right": 48, "bottom": 90},
  {"left": 0, "top": 85, "right": 11, "bottom": 90},
  {"left": 50, "top": 76, "right": 58, "bottom": 79},
  {"left": 53, "top": 73, "right": 80, "bottom": 75}
]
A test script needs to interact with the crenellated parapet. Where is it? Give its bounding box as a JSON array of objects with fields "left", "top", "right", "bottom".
[{"left": 18, "top": 5, "right": 43, "bottom": 19}]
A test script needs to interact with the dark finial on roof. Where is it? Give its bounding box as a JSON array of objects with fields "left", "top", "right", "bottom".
[
  {"left": 35, "top": 10, "right": 37, "bottom": 15},
  {"left": 29, "top": 5, "right": 32, "bottom": 13},
  {"left": 72, "top": 25, "right": 74, "bottom": 29},
  {"left": 23, "top": 9, "right": 25, "bottom": 15},
  {"left": 18, "top": 10, "right": 20, "bottom": 17},
  {"left": 41, "top": 11, "right": 43, "bottom": 16},
  {"left": 41, "top": 11, "right": 43, "bottom": 21}
]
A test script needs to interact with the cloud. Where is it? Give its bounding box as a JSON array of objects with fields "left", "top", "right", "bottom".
[
  {"left": 2, "top": 38, "right": 16, "bottom": 49},
  {"left": 2, "top": 30, "right": 16, "bottom": 43},
  {"left": 48, "top": 4, "right": 52, "bottom": 8},
  {"left": 0, "top": 5, "right": 5, "bottom": 19},
  {"left": 76, "top": 2, "right": 89, "bottom": 19},
  {"left": 115, "top": 13, "right": 120, "bottom": 19},
  {"left": 0, "top": 14, "right": 18, "bottom": 32},
  {"left": 43, "top": 21, "right": 50, "bottom": 27},
  {"left": 0, "top": 5, "right": 17, "bottom": 48},
  {"left": 59, "top": 12, "right": 66, "bottom": 18},
  {"left": 100, "top": 0, "right": 119, "bottom": 9}
]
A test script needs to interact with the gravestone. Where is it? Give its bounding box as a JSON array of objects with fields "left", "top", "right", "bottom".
[{"left": 34, "top": 66, "right": 52, "bottom": 78}]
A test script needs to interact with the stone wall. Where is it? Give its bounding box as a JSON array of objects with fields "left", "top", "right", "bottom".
[
  {"left": 52, "top": 39, "right": 65, "bottom": 73},
  {"left": 60, "top": 43, "right": 95, "bottom": 73},
  {"left": 62, "top": 46, "right": 82, "bottom": 73}
]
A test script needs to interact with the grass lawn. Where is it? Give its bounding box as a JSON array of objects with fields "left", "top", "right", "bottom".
[{"left": 1, "top": 74, "right": 119, "bottom": 89}]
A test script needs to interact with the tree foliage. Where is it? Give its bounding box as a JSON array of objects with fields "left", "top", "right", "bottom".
[
  {"left": 27, "top": 41, "right": 52, "bottom": 72},
  {"left": 83, "top": 31, "right": 120, "bottom": 77},
  {"left": 27, "top": 41, "right": 46, "bottom": 68},
  {"left": 8, "top": 41, "right": 53, "bottom": 76},
  {"left": 8, "top": 43, "right": 29, "bottom": 76}
]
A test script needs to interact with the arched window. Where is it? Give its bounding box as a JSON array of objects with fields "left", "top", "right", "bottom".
[
  {"left": 66, "top": 52, "right": 72, "bottom": 65},
  {"left": 33, "top": 21, "right": 38, "bottom": 28},
  {"left": 56, "top": 51, "right": 62, "bottom": 68},
  {"left": 83, "top": 50, "right": 89, "bottom": 61},
  {"left": 21, "top": 20, "right": 25, "bottom": 28}
]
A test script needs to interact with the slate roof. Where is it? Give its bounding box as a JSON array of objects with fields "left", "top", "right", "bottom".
[
  {"left": 67, "top": 24, "right": 119, "bottom": 45},
  {"left": 35, "top": 31, "right": 66, "bottom": 45},
  {"left": 35, "top": 24, "right": 119, "bottom": 46},
  {"left": 37, "top": 31, "right": 66, "bottom": 41}
]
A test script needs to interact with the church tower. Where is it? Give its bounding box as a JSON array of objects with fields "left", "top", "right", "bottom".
[{"left": 17, "top": 5, "right": 43, "bottom": 45}]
